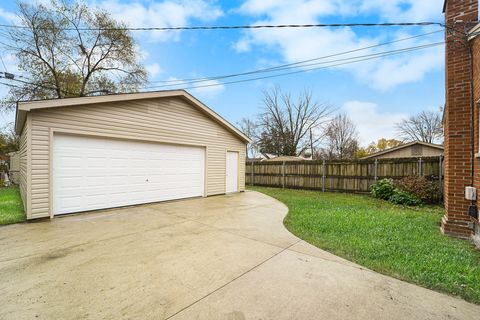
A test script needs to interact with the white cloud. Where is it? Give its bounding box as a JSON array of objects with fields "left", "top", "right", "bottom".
[
  {"left": 97, "top": 0, "right": 223, "bottom": 42},
  {"left": 235, "top": 0, "right": 444, "bottom": 90},
  {"left": 145, "top": 63, "right": 162, "bottom": 78},
  {"left": 190, "top": 79, "right": 225, "bottom": 98},
  {"left": 342, "top": 101, "right": 408, "bottom": 145},
  {"left": 359, "top": 0, "right": 441, "bottom": 22},
  {"left": 0, "top": 8, "right": 19, "bottom": 24}
]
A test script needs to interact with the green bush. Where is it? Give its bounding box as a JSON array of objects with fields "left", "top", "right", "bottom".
[
  {"left": 371, "top": 179, "right": 395, "bottom": 200},
  {"left": 389, "top": 190, "right": 422, "bottom": 206},
  {"left": 396, "top": 176, "right": 440, "bottom": 204},
  {"left": 371, "top": 178, "right": 423, "bottom": 207}
]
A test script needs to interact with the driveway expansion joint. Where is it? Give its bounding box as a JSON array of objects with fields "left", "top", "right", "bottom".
[{"left": 165, "top": 239, "right": 302, "bottom": 320}]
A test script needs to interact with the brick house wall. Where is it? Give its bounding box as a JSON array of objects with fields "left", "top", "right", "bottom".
[{"left": 442, "top": 0, "right": 480, "bottom": 240}]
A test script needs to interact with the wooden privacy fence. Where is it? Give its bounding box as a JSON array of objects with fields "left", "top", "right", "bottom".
[{"left": 246, "top": 156, "right": 444, "bottom": 194}]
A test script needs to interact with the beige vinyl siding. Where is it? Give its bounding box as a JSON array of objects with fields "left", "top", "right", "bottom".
[
  {"left": 27, "top": 96, "right": 245, "bottom": 219},
  {"left": 373, "top": 145, "right": 444, "bottom": 159},
  {"left": 18, "top": 113, "right": 31, "bottom": 218}
]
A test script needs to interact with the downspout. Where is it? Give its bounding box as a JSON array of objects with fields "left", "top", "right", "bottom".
[
  {"left": 469, "top": 43, "right": 474, "bottom": 188},
  {"left": 468, "top": 39, "right": 478, "bottom": 220}
]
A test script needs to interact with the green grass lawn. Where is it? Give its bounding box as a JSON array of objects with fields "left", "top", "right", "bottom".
[
  {"left": 0, "top": 187, "right": 25, "bottom": 225},
  {"left": 250, "top": 186, "right": 480, "bottom": 304}
]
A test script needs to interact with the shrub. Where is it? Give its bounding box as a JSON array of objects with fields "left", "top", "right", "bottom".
[
  {"left": 371, "top": 179, "right": 395, "bottom": 200},
  {"left": 389, "top": 190, "right": 422, "bottom": 206},
  {"left": 396, "top": 176, "right": 440, "bottom": 204}
]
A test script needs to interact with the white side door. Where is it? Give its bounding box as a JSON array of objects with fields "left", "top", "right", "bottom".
[{"left": 226, "top": 151, "right": 239, "bottom": 193}]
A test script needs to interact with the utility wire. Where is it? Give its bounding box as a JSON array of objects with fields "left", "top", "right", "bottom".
[
  {"left": 138, "top": 42, "right": 444, "bottom": 92},
  {"left": 140, "top": 41, "right": 444, "bottom": 90},
  {"left": 0, "top": 56, "right": 7, "bottom": 73},
  {"left": 0, "top": 40, "right": 445, "bottom": 96},
  {"left": 147, "top": 29, "right": 444, "bottom": 85},
  {"left": 0, "top": 81, "right": 21, "bottom": 89},
  {"left": 0, "top": 75, "right": 77, "bottom": 97},
  {"left": 0, "top": 21, "right": 447, "bottom": 32}
]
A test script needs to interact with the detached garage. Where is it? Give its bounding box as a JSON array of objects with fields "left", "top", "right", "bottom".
[{"left": 15, "top": 90, "right": 249, "bottom": 219}]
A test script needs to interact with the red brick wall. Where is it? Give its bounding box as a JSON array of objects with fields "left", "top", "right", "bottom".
[{"left": 442, "top": 0, "right": 478, "bottom": 238}]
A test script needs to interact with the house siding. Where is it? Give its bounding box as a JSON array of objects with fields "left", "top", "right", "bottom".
[
  {"left": 18, "top": 113, "right": 31, "bottom": 218},
  {"left": 369, "top": 145, "right": 443, "bottom": 159},
  {"left": 25, "top": 96, "right": 245, "bottom": 219}
]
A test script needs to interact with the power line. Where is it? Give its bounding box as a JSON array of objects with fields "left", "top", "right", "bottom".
[
  {"left": 147, "top": 29, "right": 443, "bottom": 85},
  {"left": 142, "top": 42, "right": 443, "bottom": 91},
  {"left": 0, "top": 35, "right": 445, "bottom": 97},
  {"left": 0, "top": 81, "right": 21, "bottom": 89},
  {"left": 0, "top": 75, "right": 77, "bottom": 97},
  {"left": 135, "top": 42, "right": 443, "bottom": 93},
  {"left": 140, "top": 41, "right": 444, "bottom": 91},
  {"left": 0, "top": 21, "right": 447, "bottom": 32},
  {"left": 0, "top": 56, "right": 7, "bottom": 73},
  {"left": 1, "top": 41, "right": 443, "bottom": 95}
]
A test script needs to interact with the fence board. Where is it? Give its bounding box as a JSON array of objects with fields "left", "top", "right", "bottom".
[{"left": 246, "top": 156, "right": 443, "bottom": 195}]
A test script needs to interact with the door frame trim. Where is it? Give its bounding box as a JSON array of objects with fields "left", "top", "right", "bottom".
[{"left": 225, "top": 150, "right": 240, "bottom": 193}]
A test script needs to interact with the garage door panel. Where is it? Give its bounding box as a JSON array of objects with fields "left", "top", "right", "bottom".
[
  {"left": 56, "top": 176, "right": 83, "bottom": 189},
  {"left": 53, "top": 134, "right": 205, "bottom": 215}
]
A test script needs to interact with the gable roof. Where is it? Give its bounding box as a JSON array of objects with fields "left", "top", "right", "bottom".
[
  {"left": 361, "top": 141, "right": 444, "bottom": 160},
  {"left": 15, "top": 89, "right": 251, "bottom": 143}
]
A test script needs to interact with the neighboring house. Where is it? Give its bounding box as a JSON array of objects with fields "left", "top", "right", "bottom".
[
  {"left": 442, "top": 0, "right": 480, "bottom": 246},
  {"left": 361, "top": 141, "right": 444, "bottom": 160},
  {"left": 262, "top": 153, "right": 276, "bottom": 160},
  {"left": 15, "top": 90, "right": 249, "bottom": 220},
  {"left": 247, "top": 153, "right": 310, "bottom": 162}
]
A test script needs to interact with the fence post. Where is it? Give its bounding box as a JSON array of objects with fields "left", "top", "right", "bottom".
[
  {"left": 322, "top": 159, "right": 326, "bottom": 192},
  {"left": 374, "top": 159, "right": 378, "bottom": 182},
  {"left": 251, "top": 160, "right": 254, "bottom": 186},
  {"left": 439, "top": 155, "right": 443, "bottom": 200},
  {"left": 418, "top": 157, "right": 423, "bottom": 176},
  {"left": 282, "top": 161, "right": 286, "bottom": 188}
]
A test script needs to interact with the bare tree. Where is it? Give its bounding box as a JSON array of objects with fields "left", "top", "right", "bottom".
[
  {"left": 395, "top": 110, "right": 443, "bottom": 144},
  {"left": 257, "top": 87, "right": 333, "bottom": 156},
  {"left": 322, "top": 113, "right": 359, "bottom": 159},
  {"left": 0, "top": 0, "right": 147, "bottom": 110},
  {"left": 237, "top": 117, "right": 259, "bottom": 159}
]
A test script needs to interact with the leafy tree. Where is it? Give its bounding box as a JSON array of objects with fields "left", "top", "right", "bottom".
[
  {"left": 257, "top": 87, "right": 333, "bottom": 156},
  {"left": 395, "top": 110, "right": 443, "bottom": 144},
  {"left": 0, "top": 123, "right": 18, "bottom": 155},
  {"left": 356, "top": 138, "right": 404, "bottom": 157},
  {"left": 1, "top": 0, "right": 147, "bottom": 110},
  {"left": 322, "top": 113, "right": 359, "bottom": 159},
  {"left": 355, "top": 148, "right": 369, "bottom": 158},
  {"left": 375, "top": 138, "right": 403, "bottom": 151}
]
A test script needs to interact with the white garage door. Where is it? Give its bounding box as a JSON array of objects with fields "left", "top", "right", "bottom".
[{"left": 53, "top": 134, "right": 205, "bottom": 215}]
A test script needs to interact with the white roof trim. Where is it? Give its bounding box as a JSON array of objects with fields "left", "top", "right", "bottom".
[{"left": 15, "top": 90, "right": 251, "bottom": 143}]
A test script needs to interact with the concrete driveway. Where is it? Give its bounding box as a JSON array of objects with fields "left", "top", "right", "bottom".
[{"left": 0, "top": 191, "right": 479, "bottom": 320}]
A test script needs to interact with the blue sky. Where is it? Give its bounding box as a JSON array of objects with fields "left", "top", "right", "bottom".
[{"left": 0, "top": 0, "right": 445, "bottom": 146}]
